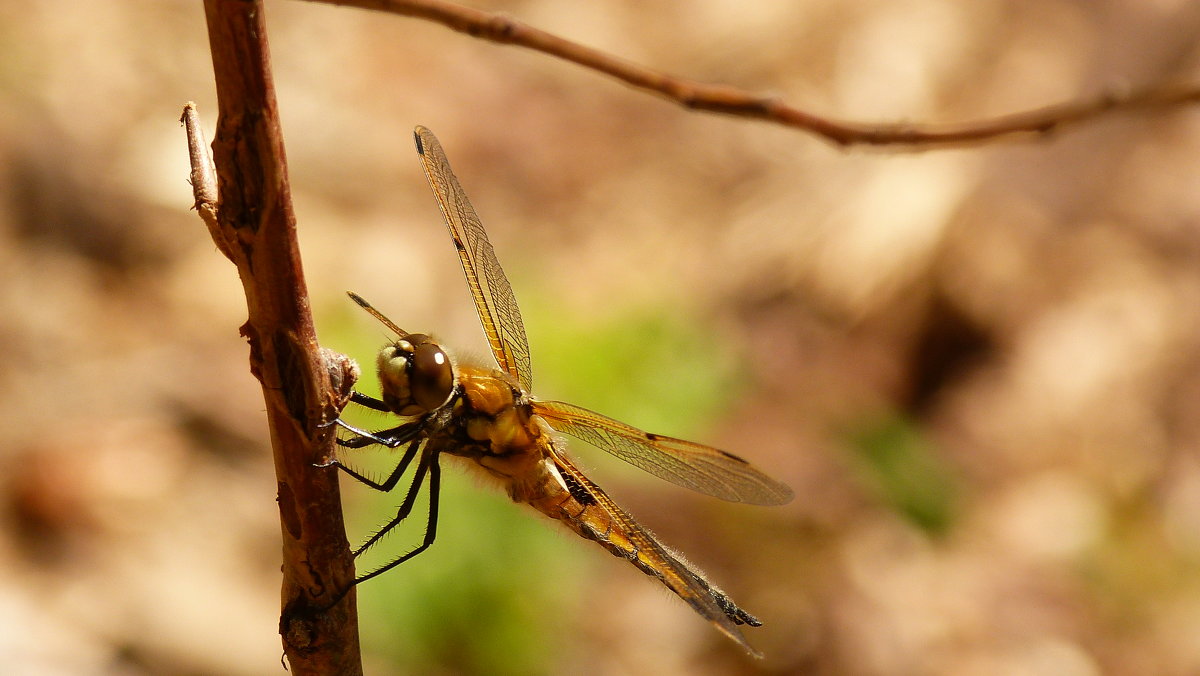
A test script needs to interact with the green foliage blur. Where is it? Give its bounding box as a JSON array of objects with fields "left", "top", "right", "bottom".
[{"left": 844, "top": 414, "right": 959, "bottom": 536}]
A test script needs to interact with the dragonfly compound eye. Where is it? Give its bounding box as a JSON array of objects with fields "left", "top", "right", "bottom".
[{"left": 410, "top": 342, "right": 454, "bottom": 411}]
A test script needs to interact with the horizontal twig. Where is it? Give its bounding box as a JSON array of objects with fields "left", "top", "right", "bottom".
[{"left": 308, "top": 0, "right": 1200, "bottom": 147}]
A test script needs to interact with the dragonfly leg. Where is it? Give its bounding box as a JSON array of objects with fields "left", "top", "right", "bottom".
[
  {"left": 317, "top": 419, "right": 423, "bottom": 489},
  {"left": 321, "top": 415, "right": 427, "bottom": 481},
  {"left": 334, "top": 419, "right": 425, "bottom": 450},
  {"left": 330, "top": 419, "right": 415, "bottom": 448},
  {"left": 315, "top": 391, "right": 393, "bottom": 431},
  {"left": 322, "top": 438, "right": 422, "bottom": 493},
  {"left": 349, "top": 390, "right": 392, "bottom": 412},
  {"left": 353, "top": 452, "right": 441, "bottom": 581}
]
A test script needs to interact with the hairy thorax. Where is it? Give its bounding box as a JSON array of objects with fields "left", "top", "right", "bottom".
[{"left": 440, "top": 367, "right": 552, "bottom": 498}]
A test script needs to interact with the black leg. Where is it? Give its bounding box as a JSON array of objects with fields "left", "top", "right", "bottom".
[
  {"left": 326, "top": 438, "right": 422, "bottom": 492},
  {"left": 320, "top": 416, "right": 428, "bottom": 488},
  {"left": 332, "top": 419, "right": 417, "bottom": 449},
  {"left": 334, "top": 420, "right": 424, "bottom": 449},
  {"left": 315, "top": 391, "right": 394, "bottom": 432},
  {"left": 352, "top": 448, "right": 432, "bottom": 557},
  {"left": 350, "top": 390, "right": 392, "bottom": 412},
  {"left": 353, "top": 451, "right": 442, "bottom": 583}
]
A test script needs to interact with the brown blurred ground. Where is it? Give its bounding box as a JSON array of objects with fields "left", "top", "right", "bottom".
[{"left": 1, "top": 1, "right": 1199, "bottom": 674}]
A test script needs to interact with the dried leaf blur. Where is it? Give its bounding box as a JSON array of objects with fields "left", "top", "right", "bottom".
[{"left": 2, "top": 1, "right": 1199, "bottom": 674}]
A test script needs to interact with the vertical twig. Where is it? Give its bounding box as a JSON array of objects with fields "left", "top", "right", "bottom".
[{"left": 189, "top": 1, "right": 363, "bottom": 673}]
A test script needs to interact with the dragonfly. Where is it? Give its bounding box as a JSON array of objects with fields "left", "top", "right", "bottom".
[{"left": 328, "top": 125, "right": 794, "bottom": 656}]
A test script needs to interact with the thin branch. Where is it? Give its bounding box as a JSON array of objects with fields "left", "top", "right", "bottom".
[
  {"left": 182, "top": 103, "right": 229, "bottom": 258},
  {"left": 191, "top": 1, "right": 362, "bottom": 674},
  {"left": 312, "top": 0, "right": 1200, "bottom": 148}
]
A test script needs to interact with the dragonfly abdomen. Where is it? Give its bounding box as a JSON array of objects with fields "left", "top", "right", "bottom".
[{"left": 524, "top": 450, "right": 763, "bottom": 631}]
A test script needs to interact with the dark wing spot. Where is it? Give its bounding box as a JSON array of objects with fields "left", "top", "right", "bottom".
[
  {"left": 717, "top": 449, "right": 751, "bottom": 465},
  {"left": 561, "top": 471, "right": 597, "bottom": 506}
]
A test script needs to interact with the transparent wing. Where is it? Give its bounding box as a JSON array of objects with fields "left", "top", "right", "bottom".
[
  {"left": 544, "top": 450, "right": 762, "bottom": 655},
  {"left": 414, "top": 126, "right": 532, "bottom": 391},
  {"left": 534, "top": 400, "right": 794, "bottom": 505}
]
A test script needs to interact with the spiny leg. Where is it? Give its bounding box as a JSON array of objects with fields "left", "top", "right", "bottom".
[
  {"left": 350, "top": 390, "right": 392, "bottom": 412},
  {"left": 323, "top": 393, "right": 424, "bottom": 447},
  {"left": 333, "top": 418, "right": 423, "bottom": 449},
  {"left": 326, "top": 439, "right": 422, "bottom": 492},
  {"left": 353, "top": 448, "right": 438, "bottom": 559},
  {"left": 335, "top": 422, "right": 414, "bottom": 449},
  {"left": 318, "top": 418, "right": 426, "bottom": 489},
  {"left": 315, "top": 391, "right": 392, "bottom": 432},
  {"left": 355, "top": 452, "right": 442, "bottom": 585},
  {"left": 319, "top": 450, "right": 439, "bottom": 610}
]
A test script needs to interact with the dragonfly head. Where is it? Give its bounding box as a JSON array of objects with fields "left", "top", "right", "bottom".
[
  {"left": 377, "top": 333, "right": 456, "bottom": 415},
  {"left": 347, "top": 291, "right": 457, "bottom": 415}
]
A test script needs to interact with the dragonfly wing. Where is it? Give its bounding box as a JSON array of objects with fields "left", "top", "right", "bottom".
[
  {"left": 534, "top": 400, "right": 794, "bottom": 506},
  {"left": 413, "top": 126, "right": 533, "bottom": 391},
  {"left": 532, "top": 449, "right": 762, "bottom": 656}
]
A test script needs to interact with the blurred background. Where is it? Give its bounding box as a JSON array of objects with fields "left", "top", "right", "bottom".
[{"left": 2, "top": 1, "right": 1200, "bottom": 674}]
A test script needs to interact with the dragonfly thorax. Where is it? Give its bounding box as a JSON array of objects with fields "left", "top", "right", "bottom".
[{"left": 376, "top": 333, "right": 456, "bottom": 416}]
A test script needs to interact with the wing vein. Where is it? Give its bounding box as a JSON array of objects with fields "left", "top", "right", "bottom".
[
  {"left": 415, "top": 126, "right": 533, "bottom": 390},
  {"left": 535, "top": 400, "right": 793, "bottom": 505}
]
